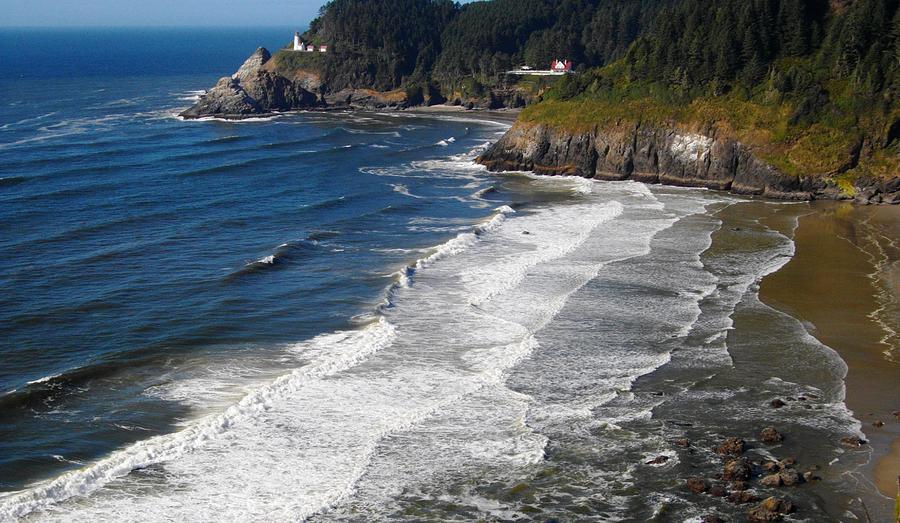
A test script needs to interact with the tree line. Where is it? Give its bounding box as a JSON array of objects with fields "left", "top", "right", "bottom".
[{"left": 301, "top": 0, "right": 899, "bottom": 109}]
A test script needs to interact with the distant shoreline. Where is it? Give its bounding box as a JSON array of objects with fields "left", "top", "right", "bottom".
[{"left": 178, "top": 104, "right": 522, "bottom": 123}]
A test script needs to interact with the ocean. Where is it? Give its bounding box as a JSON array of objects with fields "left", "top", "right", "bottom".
[{"left": 0, "top": 28, "right": 886, "bottom": 521}]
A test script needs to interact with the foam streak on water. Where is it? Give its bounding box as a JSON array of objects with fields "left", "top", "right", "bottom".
[{"left": 0, "top": 173, "right": 708, "bottom": 522}]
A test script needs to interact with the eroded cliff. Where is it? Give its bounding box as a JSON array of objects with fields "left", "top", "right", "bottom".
[{"left": 477, "top": 121, "right": 900, "bottom": 203}]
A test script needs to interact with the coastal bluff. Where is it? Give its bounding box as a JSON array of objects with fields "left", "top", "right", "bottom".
[
  {"left": 180, "top": 48, "right": 320, "bottom": 119},
  {"left": 180, "top": 47, "right": 543, "bottom": 120},
  {"left": 477, "top": 121, "right": 900, "bottom": 204}
]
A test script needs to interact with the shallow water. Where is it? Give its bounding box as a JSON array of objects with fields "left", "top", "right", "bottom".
[{"left": 0, "top": 28, "right": 887, "bottom": 522}]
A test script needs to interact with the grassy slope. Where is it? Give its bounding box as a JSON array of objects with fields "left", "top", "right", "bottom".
[{"left": 266, "top": 49, "right": 326, "bottom": 77}]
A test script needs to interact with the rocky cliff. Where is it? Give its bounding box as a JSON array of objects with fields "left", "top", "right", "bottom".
[
  {"left": 477, "top": 121, "right": 900, "bottom": 204},
  {"left": 180, "top": 48, "right": 321, "bottom": 119},
  {"left": 180, "top": 48, "right": 547, "bottom": 119}
]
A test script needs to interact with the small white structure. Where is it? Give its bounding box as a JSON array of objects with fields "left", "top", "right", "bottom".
[
  {"left": 292, "top": 32, "right": 327, "bottom": 53},
  {"left": 293, "top": 32, "right": 305, "bottom": 51},
  {"left": 508, "top": 59, "right": 574, "bottom": 76}
]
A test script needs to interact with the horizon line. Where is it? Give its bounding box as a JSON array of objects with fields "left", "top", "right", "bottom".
[{"left": 0, "top": 24, "right": 306, "bottom": 29}]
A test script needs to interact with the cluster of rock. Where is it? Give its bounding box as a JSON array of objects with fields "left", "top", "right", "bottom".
[
  {"left": 476, "top": 120, "right": 900, "bottom": 204},
  {"left": 669, "top": 427, "right": 846, "bottom": 522}
]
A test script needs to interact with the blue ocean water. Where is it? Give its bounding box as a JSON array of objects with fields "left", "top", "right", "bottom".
[
  {"left": 0, "top": 27, "right": 520, "bottom": 491},
  {"left": 0, "top": 28, "right": 882, "bottom": 522}
]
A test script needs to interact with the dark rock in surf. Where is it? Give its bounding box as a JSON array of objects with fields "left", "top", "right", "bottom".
[
  {"left": 687, "top": 477, "right": 710, "bottom": 494},
  {"left": 747, "top": 497, "right": 795, "bottom": 522},
  {"left": 723, "top": 458, "right": 751, "bottom": 481},
  {"left": 840, "top": 436, "right": 867, "bottom": 448},
  {"left": 709, "top": 484, "right": 728, "bottom": 497},
  {"left": 760, "top": 427, "right": 783, "bottom": 443},
  {"left": 715, "top": 437, "right": 746, "bottom": 456},
  {"left": 645, "top": 455, "right": 670, "bottom": 465},
  {"left": 770, "top": 399, "right": 786, "bottom": 408},
  {"left": 778, "top": 469, "right": 803, "bottom": 486},
  {"left": 760, "top": 474, "right": 783, "bottom": 487}
]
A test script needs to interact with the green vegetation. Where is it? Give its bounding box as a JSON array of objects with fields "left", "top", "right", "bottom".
[
  {"left": 301, "top": 0, "right": 457, "bottom": 91},
  {"left": 284, "top": 0, "right": 897, "bottom": 179},
  {"left": 296, "top": 0, "right": 669, "bottom": 91},
  {"left": 268, "top": 49, "right": 326, "bottom": 76},
  {"left": 522, "top": 0, "right": 899, "bottom": 179}
]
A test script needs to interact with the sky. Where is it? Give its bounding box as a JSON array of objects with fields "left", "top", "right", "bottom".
[{"left": 0, "top": 0, "right": 326, "bottom": 27}]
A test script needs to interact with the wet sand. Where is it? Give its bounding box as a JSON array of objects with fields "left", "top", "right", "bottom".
[{"left": 760, "top": 201, "right": 900, "bottom": 507}]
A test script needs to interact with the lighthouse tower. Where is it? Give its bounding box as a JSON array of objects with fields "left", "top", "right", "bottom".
[{"left": 293, "top": 32, "right": 304, "bottom": 51}]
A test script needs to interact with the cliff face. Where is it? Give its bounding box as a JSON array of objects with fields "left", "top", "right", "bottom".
[
  {"left": 477, "top": 121, "right": 900, "bottom": 204},
  {"left": 180, "top": 48, "right": 321, "bottom": 119},
  {"left": 180, "top": 47, "right": 545, "bottom": 119}
]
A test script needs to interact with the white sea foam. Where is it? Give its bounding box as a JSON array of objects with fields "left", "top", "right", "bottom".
[
  {"left": 12, "top": 145, "right": 835, "bottom": 522},
  {"left": 0, "top": 318, "right": 397, "bottom": 521},
  {"left": 26, "top": 374, "right": 60, "bottom": 386},
  {"left": 0, "top": 112, "right": 58, "bottom": 131},
  {"left": 392, "top": 205, "right": 515, "bottom": 289},
  {"left": 390, "top": 183, "right": 422, "bottom": 199},
  {"left": 177, "top": 114, "right": 283, "bottom": 123}
]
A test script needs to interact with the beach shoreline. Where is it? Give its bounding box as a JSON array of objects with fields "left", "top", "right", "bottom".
[{"left": 759, "top": 201, "right": 900, "bottom": 509}]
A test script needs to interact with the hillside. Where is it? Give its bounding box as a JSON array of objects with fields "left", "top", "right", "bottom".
[
  {"left": 182, "top": 0, "right": 898, "bottom": 201},
  {"left": 510, "top": 0, "right": 897, "bottom": 189}
]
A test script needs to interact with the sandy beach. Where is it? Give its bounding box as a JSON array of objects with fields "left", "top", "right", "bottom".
[{"left": 760, "top": 201, "right": 900, "bottom": 510}]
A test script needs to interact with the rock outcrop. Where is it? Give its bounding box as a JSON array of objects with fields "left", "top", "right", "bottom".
[
  {"left": 181, "top": 48, "right": 320, "bottom": 119},
  {"left": 181, "top": 47, "right": 546, "bottom": 119},
  {"left": 476, "top": 120, "right": 900, "bottom": 203}
]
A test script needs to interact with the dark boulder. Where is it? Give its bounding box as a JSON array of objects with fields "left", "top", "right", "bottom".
[
  {"left": 645, "top": 455, "right": 670, "bottom": 465},
  {"left": 723, "top": 458, "right": 751, "bottom": 481},
  {"left": 687, "top": 477, "right": 710, "bottom": 494},
  {"left": 715, "top": 437, "right": 747, "bottom": 456},
  {"left": 760, "top": 474, "right": 783, "bottom": 488},
  {"left": 747, "top": 497, "right": 795, "bottom": 522},
  {"left": 760, "top": 427, "right": 783, "bottom": 443},
  {"left": 840, "top": 436, "right": 867, "bottom": 448},
  {"left": 778, "top": 469, "right": 803, "bottom": 486},
  {"left": 709, "top": 484, "right": 728, "bottom": 497}
]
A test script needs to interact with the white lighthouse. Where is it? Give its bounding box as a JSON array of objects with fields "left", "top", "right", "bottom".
[{"left": 293, "top": 32, "right": 305, "bottom": 51}]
